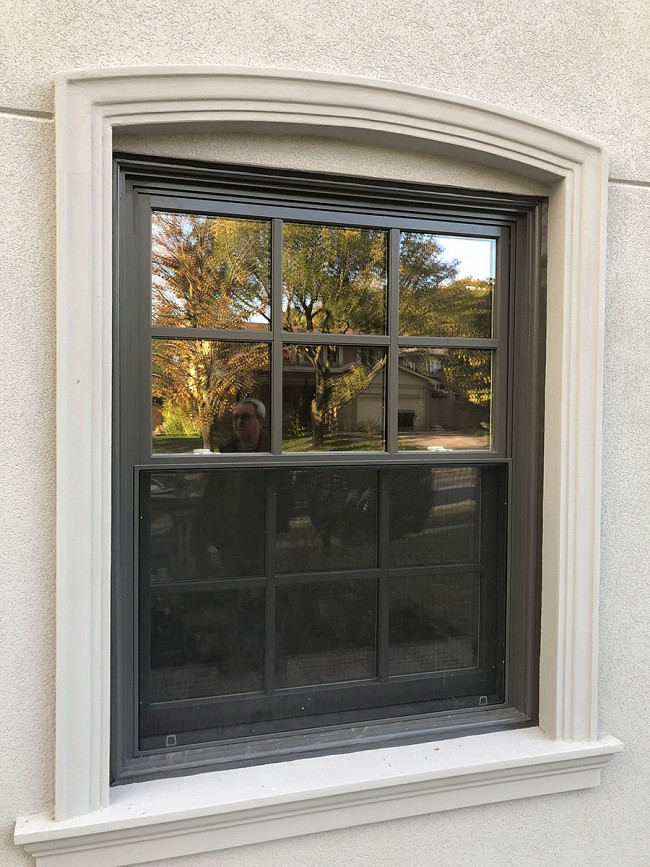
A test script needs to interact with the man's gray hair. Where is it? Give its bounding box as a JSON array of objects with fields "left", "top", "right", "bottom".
[{"left": 240, "top": 398, "right": 266, "bottom": 420}]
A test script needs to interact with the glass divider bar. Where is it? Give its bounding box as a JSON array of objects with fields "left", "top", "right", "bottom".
[
  {"left": 137, "top": 470, "right": 152, "bottom": 721},
  {"left": 150, "top": 327, "right": 273, "bottom": 342},
  {"left": 271, "top": 218, "right": 283, "bottom": 455},
  {"left": 377, "top": 468, "right": 390, "bottom": 682},
  {"left": 264, "top": 470, "right": 277, "bottom": 696},
  {"left": 387, "top": 229, "right": 400, "bottom": 454}
]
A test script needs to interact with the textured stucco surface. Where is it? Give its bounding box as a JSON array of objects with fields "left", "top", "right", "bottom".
[
  {"left": 599, "top": 183, "right": 650, "bottom": 773},
  {"left": 113, "top": 132, "right": 550, "bottom": 196},
  {"left": 2, "top": 2, "right": 650, "bottom": 866},
  {"left": 0, "top": 114, "right": 56, "bottom": 867},
  {"left": 2, "top": 0, "right": 650, "bottom": 181}
]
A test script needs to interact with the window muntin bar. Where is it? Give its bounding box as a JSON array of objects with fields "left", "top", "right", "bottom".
[{"left": 151, "top": 326, "right": 273, "bottom": 342}]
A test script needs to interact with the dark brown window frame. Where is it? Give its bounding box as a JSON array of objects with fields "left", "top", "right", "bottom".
[{"left": 111, "top": 154, "right": 546, "bottom": 785}]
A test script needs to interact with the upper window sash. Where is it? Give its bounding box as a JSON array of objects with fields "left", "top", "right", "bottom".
[{"left": 131, "top": 189, "right": 512, "bottom": 461}]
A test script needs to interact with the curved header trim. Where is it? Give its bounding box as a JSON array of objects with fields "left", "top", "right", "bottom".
[{"left": 57, "top": 65, "right": 602, "bottom": 183}]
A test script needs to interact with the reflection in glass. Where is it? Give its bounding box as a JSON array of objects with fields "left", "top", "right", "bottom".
[
  {"left": 282, "top": 345, "right": 385, "bottom": 451},
  {"left": 389, "top": 574, "right": 479, "bottom": 676},
  {"left": 399, "top": 233, "right": 494, "bottom": 338},
  {"left": 148, "top": 588, "right": 265, "bottom": 702},
  {"left": 276, "top": 468, "right": 378, "bottom": 573},
  {"left": 389, "top": 467, "right": 479, "bottom": 566},
  {"left": 397, "top": 348, "right": 491, "bottom": 450},
  {"left": 142, "top": 470, "right": 266, "bottom": 583},
  {"left": 152, "top": 339, "right": 270, "bottom": 454},
  {"left": 282, "top": 223, "right": 387, "bottom": 334},
  {"left": 276, "top": 580, "right": 376, "bottom": 688},
  {"left": 151, "top": 212, "right": 271, "bottom": 329}
]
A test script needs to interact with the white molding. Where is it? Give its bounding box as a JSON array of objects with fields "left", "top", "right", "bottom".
[
  {"left": 15, "top": 65, "right": 618, "bottom": 861},
  {"left": 16, "top": 730, "right": 622, "bottom": 867}
]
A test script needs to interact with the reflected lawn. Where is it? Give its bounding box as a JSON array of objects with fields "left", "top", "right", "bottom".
[
  {"left": 153, "top": 435, "right": 204, "bottom": 454},
  {"left": 283, "top": 433, "right": 394, "bottom": 452},
  {"left": 152, "top": 433, "right": 422, "bottom": 453}
]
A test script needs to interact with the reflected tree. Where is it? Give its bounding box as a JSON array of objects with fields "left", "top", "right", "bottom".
[
  {"left": 398, "top": 233, "right": 460, "bottom": 335},
  {"left": 153, "top": 213, "right": 270, "bottom": 328},
  {"left": 432, "top": 278, "right": 493, "bottom": 406},
  {"left": 153, "top": 339, "right": 267, "bottom": 449},
  {"left": 152, "top": 213, "right": 270, "bottom": 447},
  {"left": 399, "top": 236, "right": 494, "bottom": 338},
  {"left": 282, "top": 224, "right": 387, "bottom": 446},
  {"left": 400, "top": 235, "right": 493, "bottom": 407}
]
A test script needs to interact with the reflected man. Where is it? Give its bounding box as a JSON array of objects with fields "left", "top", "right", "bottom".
[
  {"left": 201, "top": 398, "right": 268, "bottom": 579},
  {"left": 219, "top": 398, "right": 270, "bottom": 453}
]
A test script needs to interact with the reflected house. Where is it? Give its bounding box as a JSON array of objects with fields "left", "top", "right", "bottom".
[
  {"left": 281, "top": 345, "right": 486, "bottom": 437},
  {"left": 394, "top": 354, "right": 488, "bottom": 434},
  {"left": 151, "top": 342, "right": 487, "bottom": 447}
]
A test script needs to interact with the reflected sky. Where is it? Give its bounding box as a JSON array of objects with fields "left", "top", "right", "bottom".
[{"left": 436, "top": 236, "right": 496, "bottom": 280}]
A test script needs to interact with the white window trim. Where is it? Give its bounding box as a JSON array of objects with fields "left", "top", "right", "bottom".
[{"left": 15, "top": 66, "right": 622, "bottom": 866}]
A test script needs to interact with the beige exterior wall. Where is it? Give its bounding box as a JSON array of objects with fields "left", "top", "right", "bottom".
[{"left": 1, "top": 2, "right": 649, "bottom": 865}]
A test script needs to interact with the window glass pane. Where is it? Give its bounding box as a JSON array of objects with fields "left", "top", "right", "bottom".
[
  {"left": 282, "top": 344, "right": 385, "bottom": 451},
  {"left": 399, "top": 233, "right": 494, "bottom": 338},
  {"left": 148, "top": 588, "right": 265, "bottom": 702},
  {"left": 152, "top": 212, "right": 271, "bottom": 329},
  {"left": 142, "top": 469, "right": 267, "bottom": 581},
  {"left": 152, "top": 339, "right": 270, "bottom": 454},
  {"left": 282, "top": 223, "right": 387, "bottom": 334},
  {"left": 276, "top": 468, "right": 378, "bottom": 574},
  {"left": 389, "top": 467, "right": 479, "bottom": 566},
  {"left": 389, "top": 573, "right": 480, "bottom": 676},
  {"left": 397, "top": 348, "right": 491, "bottom": 451},
  {"left": 276, "top": 579, "right": 377, "bottom": 688},
  {"left": 138, "top": 461, "right": 505, "bottom": 742}
]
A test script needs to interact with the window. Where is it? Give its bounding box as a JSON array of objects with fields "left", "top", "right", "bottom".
[
  {"left": 112, "top": 157, "right": 546, "bottom": 783},
  {"left": 14, "top": 68, "right": 619, "bottom": 866}
]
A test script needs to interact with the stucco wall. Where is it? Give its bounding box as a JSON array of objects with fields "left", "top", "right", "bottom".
[{"left": 1, "top": 2, "right": 649, "bottom": 865}]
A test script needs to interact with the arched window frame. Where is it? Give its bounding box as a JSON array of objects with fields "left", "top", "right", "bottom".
[{"left": 15, "top": 67, "right": 622, "bottom": 866}]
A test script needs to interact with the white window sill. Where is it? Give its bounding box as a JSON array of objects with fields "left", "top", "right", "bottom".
[{"left": 16, "top": 727, "right": 622, "bottom": 866}]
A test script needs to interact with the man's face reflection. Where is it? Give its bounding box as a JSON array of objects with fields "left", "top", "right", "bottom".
[{"left": 232, "top": 402, "right": 262, "bottom": 448}]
